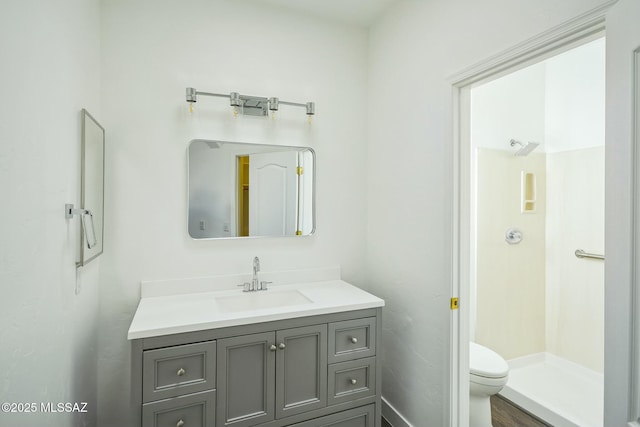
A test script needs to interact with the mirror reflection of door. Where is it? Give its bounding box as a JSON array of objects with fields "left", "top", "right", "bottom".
[
  {"left": 236, "top": 151, "right": 299, "bottom": 236},
  {"left": 236, "top": 156, "right": 250, "bottom": 236},
  {"left": 188, "top": 140, "right": 314, "bottom": 239}
]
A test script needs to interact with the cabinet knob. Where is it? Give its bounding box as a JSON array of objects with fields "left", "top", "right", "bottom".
[
  {"left": 350, "top": 378, "right": 357, "bottom": 385},
  {"left": 350, "top": 337, "right": 358, "bottom": 344},
  {"left": 177, "top": 368, "right": 186, "bottom": 377},
  {"left": 269, "top": 344, "right": 277, "bottom": 352},
  {"left": 278, "top": 343, "right": 286, "bottom": 350},
  {"left": 176, "top": 419, "right": 185, "bottom": 427}
]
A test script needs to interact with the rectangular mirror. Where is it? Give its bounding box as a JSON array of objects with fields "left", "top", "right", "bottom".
[
  {"left": 79, "top": 109, "right": 105, "bottom": 266},
  {"left": 188, "top": 140, "right": 315, "bottom": 239}
]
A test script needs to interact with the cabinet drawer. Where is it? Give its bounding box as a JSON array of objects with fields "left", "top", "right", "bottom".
[
  {"left": 328, "top": 318, "right": 376, "bottom": 363},
  {"left": 328, "top": 357, "right": 376, "bottom": 406},
  {"left": 290, "top": 404, "right": 375, "bottom": 427},
  {"left": 142, "top": 389, "right": 215, "bottom": 427},
  {"left": 143, "top": 341, "right": 216, "bottom": 403}
]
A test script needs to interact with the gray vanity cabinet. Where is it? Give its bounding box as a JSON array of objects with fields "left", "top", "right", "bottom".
[
  {"left": 132, "top": 307, "right": 382, "bottom": 427},
  {"left": 216, "top": 325, "right": 327, "bottom": 427}
]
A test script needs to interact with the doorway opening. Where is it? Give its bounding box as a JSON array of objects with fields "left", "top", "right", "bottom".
[
  {"left": 470, "top": 37, "right": 605, "bottom": 427},
  {"left": 449, "top": 11, "right": 611, "bottom": 427}
]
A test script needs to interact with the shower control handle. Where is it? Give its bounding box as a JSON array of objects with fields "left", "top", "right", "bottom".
[{"left": 505, "top": 228, "right": 522, "bottom": 245}]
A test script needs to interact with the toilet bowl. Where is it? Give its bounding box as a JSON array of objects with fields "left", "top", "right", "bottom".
[{"left": 469, "top": 342, "right": 509, "bottom": 427}]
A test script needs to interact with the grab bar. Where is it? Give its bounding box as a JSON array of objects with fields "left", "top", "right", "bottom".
[{"left": 575, "top": 249, "right": 604, "bottom": 261}]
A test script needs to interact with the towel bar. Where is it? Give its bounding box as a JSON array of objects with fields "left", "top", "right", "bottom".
[{"left": 574, "top": 249, "right": 604, "bottom": 261}]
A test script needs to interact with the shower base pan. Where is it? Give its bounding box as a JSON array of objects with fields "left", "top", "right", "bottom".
[{"left": 499, "top": 352, "right": 603, "bottom": 427}]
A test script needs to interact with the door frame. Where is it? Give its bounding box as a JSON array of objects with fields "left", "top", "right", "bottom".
[{"left": 448, "top": 2, "right": 620, "bottom": 426}]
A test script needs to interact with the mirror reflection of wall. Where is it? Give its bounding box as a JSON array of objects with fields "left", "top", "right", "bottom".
[{"left": 187, "top": 140, "right": 315, "bottom": 239}]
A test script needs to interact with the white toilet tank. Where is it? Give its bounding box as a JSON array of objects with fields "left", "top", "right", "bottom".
[{"left": 470, "top": 342, "right": 509, "bottom": 378}]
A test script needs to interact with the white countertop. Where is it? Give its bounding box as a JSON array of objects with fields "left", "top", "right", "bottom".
[{"left": 127, "top": 279, "right": 384, "bottom": 340}]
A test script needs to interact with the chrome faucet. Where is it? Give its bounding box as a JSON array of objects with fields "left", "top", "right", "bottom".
[
  {"left": 238, "top": 256, "right": 271, "bottom": 292},
  {"left": 252, "top": 256, "right": 261, "bottom": 291}
]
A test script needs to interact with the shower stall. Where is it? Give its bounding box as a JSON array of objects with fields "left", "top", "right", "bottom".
[
  {"left": 472, "top": 145, "right": 604, "bottom": 427},
  {"left": 469, "top": 38, "right": 605, "bottom": 427}
]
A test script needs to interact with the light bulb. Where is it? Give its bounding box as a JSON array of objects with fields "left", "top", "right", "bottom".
[
  {"left": 233, "top": 106, "right": 239, "bottom": 117},
  {"left": 307, "top": 115, "right": 312, "bottom": 124},
  {"left": 188, "top": 103, "right": 194, "bottom": 114}
]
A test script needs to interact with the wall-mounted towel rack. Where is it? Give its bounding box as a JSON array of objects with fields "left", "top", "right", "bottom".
[
  {"left": 575, "top": 249, "right": 605, "bottom": 260},
  {"left": 65, "top": 203, "right": 97, "bottom": 249}
]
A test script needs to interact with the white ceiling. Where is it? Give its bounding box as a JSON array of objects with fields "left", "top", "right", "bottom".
[{"left": 253, "top": 0, "right": 402, "bottom": 27}]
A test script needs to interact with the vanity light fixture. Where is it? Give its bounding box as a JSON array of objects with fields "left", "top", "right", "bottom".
[{"left": 185, "top": 87, "right": 315, "bottom": 119}]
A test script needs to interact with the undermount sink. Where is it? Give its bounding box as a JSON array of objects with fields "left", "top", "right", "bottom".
[{"left": 215, "top": 289, "right": 313, "bottom": 313}]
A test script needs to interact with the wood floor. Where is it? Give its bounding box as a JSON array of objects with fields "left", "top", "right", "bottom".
[
  {"left": 490, "top": 395, "right": 552, "bottom": 427},
  {"left": 381, "top": 395, "right": 553, "bottom": 427}
]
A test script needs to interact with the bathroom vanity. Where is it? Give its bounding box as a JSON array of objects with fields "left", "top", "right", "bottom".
[{"left": 128, "top": 270, "right": 384, "bottom": 427}]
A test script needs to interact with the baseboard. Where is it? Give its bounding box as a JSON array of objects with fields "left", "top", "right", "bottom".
[{"left": 382, "top": 396, "right": 414, "bottom": 427}]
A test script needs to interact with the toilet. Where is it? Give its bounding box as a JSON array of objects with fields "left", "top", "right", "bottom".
[{"left": 469, "top": 342, "right": 509, "bottom": 427}]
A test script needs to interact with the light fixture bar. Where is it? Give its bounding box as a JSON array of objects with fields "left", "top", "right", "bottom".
[{"left": 186, "top": 87, "right": 315, "bottom": 116}]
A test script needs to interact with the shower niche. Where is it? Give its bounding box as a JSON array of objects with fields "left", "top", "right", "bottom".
[{"left": 521, "top": 171, "right": 536, "bottom": 213}]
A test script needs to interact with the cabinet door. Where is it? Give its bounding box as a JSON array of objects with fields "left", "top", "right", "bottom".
[
  {"left": 217, "top": 332, "right": 276, "bottom": 427},
  {"left": 275, "top": 324, "right": 327, "bottom": 419}
]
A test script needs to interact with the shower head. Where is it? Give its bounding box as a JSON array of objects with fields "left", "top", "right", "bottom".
[{"left": 510, "top": 139, "right": 540, "bottom": 156}]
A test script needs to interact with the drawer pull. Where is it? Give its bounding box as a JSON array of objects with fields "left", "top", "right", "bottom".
[
  {"left": 278, "top": 343, "right": 286, "bottom": 350},
  {"left": 350, "top": 378, "right": 357, "bottom": 385},
  {"left": 176, "top": 419, "right": 185, "bottom": 427},
  {"left": 176, "top": 368, "right": 186, "bottom": 377},
  {"left": 270, "top": 344, "right": 277, "bottom": 351},
  {"left": 350, "top": 337, "right": 358, "bottom": 344}
]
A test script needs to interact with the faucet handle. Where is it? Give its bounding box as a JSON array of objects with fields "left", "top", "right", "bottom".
[
  {"left": 237, "top": 282, "right": 251, "bottom": 292},
  {"left": 259, "top": 281, "right": 273, "bottom": 291}
]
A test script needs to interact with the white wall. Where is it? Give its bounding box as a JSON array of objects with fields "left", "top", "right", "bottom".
[
  {"left": 366, "top": 0, "right": 610, "bottom": 425},
  {"left": 0, "top": 1, "right": 101, "bottom": 426},
  {"left": 98, "top": 1, "right": 368, "bottom": 425},
  {"left": 545, "top": 38, "right": 606, "bottom": 153},
  {"left": 471, "top": 64, "right": 547, "bottom": 152}
]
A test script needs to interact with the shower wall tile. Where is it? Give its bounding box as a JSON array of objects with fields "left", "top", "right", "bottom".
[
  {"left": 475, "top": 148, "right": 547, "bottom": 360},
  {"left": 546, "top": 147, "right": 604, "bottom": 373},
  {"left": 475, "top": 147, "right": 604, "bottom": 374}
]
